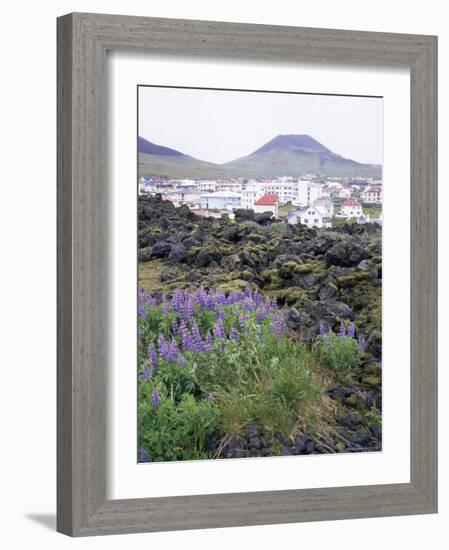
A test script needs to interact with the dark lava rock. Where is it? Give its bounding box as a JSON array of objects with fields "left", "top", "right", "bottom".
[
  {"left": 351, "top": 431, "right": 372, "bottom": 446},
  {"left": 295, "top": 272, "right": 316, "bottom": 289},
  {"left": 169, "top": 242, "right": 186, "bottom": 262},
  {"left": 195, "top": 248, "right": 213, "bottom": 268},
  {"left": 327, "top": 386, "right": 353, "bottom": 402},
  {"left": 370, "top": 426, "right": 382, "bottom": 439},
  {"left": 366, "top": 329, "right": 382, "bottom": 359},
  {"left": 314, "top": 236, "right": 337, "bottom": 255},
  {"left": 306, "top": 440, "right": 316, "bottom": 454},
  {"left": 225, "top": 437, "right": 246, "bottom": 459},
  {"left": 294, "top": 434, "right": 314, "bottom": 454},
  {"left": 357, "top": 259, "right": 369, "bottom": 271},
  {"left": 150, "top": 241, "right": 171, "bottom": 258},
  {"left": 159, "top": 267, "right": 177, "bottom": 283},
  {"left": 280, "top": 446, "right": 293, "bottom": 456},
  {"left": 138, "top": 248, "right": 152, "bottom": 262},
  {"left": 254, "top": 211, "right": 273, "bottom": 224},
  {"left": 248, "top": 437, "right": 261, "bottom": 450},
  {"left": 318, "top": 283, "right": 338, "bottom": 301},
  {"left": 325, "top": 241, "right": 366, "bottom": 268},
  {"left": 234, "top": 208, "right": 255, "bottom": 222}
]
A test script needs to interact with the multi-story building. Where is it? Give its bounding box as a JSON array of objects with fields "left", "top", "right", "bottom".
[
  {"left": 361, "top": 186, "right": 382, "bottom": 204},
  {"left": 200, "top": 191, "right": 241, "bottom": 211},
  {"left": 164, "top": 187, "right": 201, "bottom": 207},
  {"left": 241, "top": 185, "right": 264, "bottom": 210},
  {"left": 294, "top": 180, "right": 322, "bottom": 207},
  {"left": 197, "top": 180, "right": 217, "bottom": 192},
  {"left": 261, "top": 182, "right": 297, "bottom": 204}
]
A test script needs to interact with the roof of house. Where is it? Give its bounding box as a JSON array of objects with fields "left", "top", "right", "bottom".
[
  {"left": 200, "top": 191, "right": 241, "bottom": 198},
  {"left": 343, "top": 198, "right": 361, "bottom": 207},
  {"left": 255, "top": 194, "right": 278, "bottom": 206},
  {"left": 366, "top": 187, "right": 382, "bottom": 193}
]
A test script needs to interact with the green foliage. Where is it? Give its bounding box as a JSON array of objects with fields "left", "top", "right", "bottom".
[
  {"left": 138, "top": 392, "right": 219, "bottom": 461},
  {"left": 313, "top": 332, "right": 362, "bottom": 380},
  {"left": 138, "top": 297, "right": 328, "bottom": 461}
]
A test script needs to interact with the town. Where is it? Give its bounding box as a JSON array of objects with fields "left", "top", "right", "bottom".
[{"left": 138, "top": 174, "right": 383, "bottom": 228}]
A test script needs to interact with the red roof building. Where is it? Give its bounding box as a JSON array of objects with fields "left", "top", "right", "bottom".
[
  {"left": 255, "top": 194, "right": 279, "bottom": 206},
  {"left": 342, "top": 198, "right": 361, "bottom": 207},
  {"left": 366, "top": 187, "right": 382, "bottom": 194}
]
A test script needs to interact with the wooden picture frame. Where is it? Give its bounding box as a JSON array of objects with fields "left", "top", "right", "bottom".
[{"left": 57, "top": 12, "right": 438, "bottom": 536}]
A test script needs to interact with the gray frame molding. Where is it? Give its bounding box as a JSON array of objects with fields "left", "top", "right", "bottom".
[{"left": 57, "top": 12, "right": 438, "bottom": 537}]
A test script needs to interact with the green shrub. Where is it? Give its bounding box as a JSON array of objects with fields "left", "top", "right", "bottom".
[{"left": 313, "top": 332, "right": 361, "bottom": 380}]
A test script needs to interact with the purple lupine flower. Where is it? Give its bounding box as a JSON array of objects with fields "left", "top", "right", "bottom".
[
  {"left": 256, "top": 307, "right": 267, "bottom": 323},
  {"left": 230, "top": 327, "right": 239, "bottom": 342},
  {"left": 172, "top": 317, "right": 179, "bottom": 335},
  {"left": 207, "top": 393, "right": 214, "bottom": 402},
  {"left": 339, "top": 321, "right": 347, "bottom": 337},
  {"left": 139, "top": 290, "right": 156, "bottom": 307},
  {"left": 216, "top": 308, "right": 226, "bottom": 321},
  {"left": 139, "top": 447, "right": 150, "bottom": 462},
  {"left": 358, "top": 337, "right": 366, "bottom": 351},
  {"left": 138, "top": 302, "right": 147, "bottom": 320},
  {"left": 348, "top": 322, "right": 356, "bottom": 338},
  {"left": 171, "top": 290, "right": 183, "bottom": 313},
  {"left": 191, "top": 322, "right": 203, "bottom": 351},
  {"left": 151, "top": 390, "right": 161, "bottom": 408},
  {"left": 244, "top": 287, "right": 252, "bottom": 300},
  {"left": 253, "top": 290, "right": 263, "bottom": 308},
  {"left": 147, "top": 342, "right": 158, "bottom": 368},
  {"left": 181, "top": 325, "right": 195, "bottom": 352},
  {"left": 271, "top": 297, "right": 278, "bottom": 309},
  {"left": 198, "top": 288, "right": 208, "bottom": 308},
  {"left": 162, "top": 293, "right": 169, "bottom": 315},
  {"left": 244, "top": 298, "right": 254, "bottom": 312},
  {"left": 203, "top": 332, "right": 213, "bottom": 352},
  {"left": 271, "top": 314, "right": 287, "bottom": 336},
  {"left": 184, "top": 297, "right": 194, "bottom": 320},
  {"left": 177, "top": 354, "right": 186, "bottom": 366},
  {"left": 319, "top": 321, "right": 326, "bottom": 336},
  {"left": 264, "top": 296, "right": 271, "bottom": 312},
  {"left": 213, "top": 319, "right": 225, "bottom": 339},
  {"left": 142, "top": 361, "right": 153, "bottom": 380},
  {"left": 163, "top": 339, "right": 180, "bottom": 363}
]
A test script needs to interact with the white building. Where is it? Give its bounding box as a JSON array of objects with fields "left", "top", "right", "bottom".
[
  {"left": 262, "top": 182, "right": 296, "bottom": 204},
  {"left": 197, "top": 180, "right": 217, "bottom": 192},
  {"left": 288, "top": 205, "right": 332, "bottom": 229},
  {"left": 361, "top": 186, "right": 382, "bottom": 204},
  {"left": 253, "top": 194, "right": 279, "bottom": 218},
  {"left": 138, "top": 177, "right": 158, "bottom": 196},
  {"left": 293, "top": 180, "right": 322, "bottom": 207},
  {"left": 241, "top": 185, "right": 264, "bottom": 210},
  {"left": 217, "top": 181, "right": 243, "bottom": 193},
  {"left": 339, "top": 198, "right": 363, "bottom": 219},
  {"left": 313, "top": 197, "right": 334, "bottom": 218},
  {"left": 200, "top": 191, "right": 241, "bottom": 211},
  {"left": 164, "top": 187, "right": 201, "bottom": 207},
  {"left": 338, "top": 188, "right": 351, "bottom": 199}
]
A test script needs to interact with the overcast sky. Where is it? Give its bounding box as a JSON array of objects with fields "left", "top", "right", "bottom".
[{"left": 138, "top": 86, "right": 383, "bottom": 165}]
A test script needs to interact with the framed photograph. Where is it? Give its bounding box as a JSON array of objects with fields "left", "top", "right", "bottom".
[{"left": 57, "top": 13, "right": 438, "bottom": 536}]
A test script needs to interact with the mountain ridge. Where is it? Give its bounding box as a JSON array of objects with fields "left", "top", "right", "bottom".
[{"left": 138, "top": 134, "right": 381, "bottom": 179}]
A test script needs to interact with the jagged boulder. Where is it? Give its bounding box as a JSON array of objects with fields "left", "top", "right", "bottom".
[{"left": 325, "top": 241, "right": 366, "bottom": 267}]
